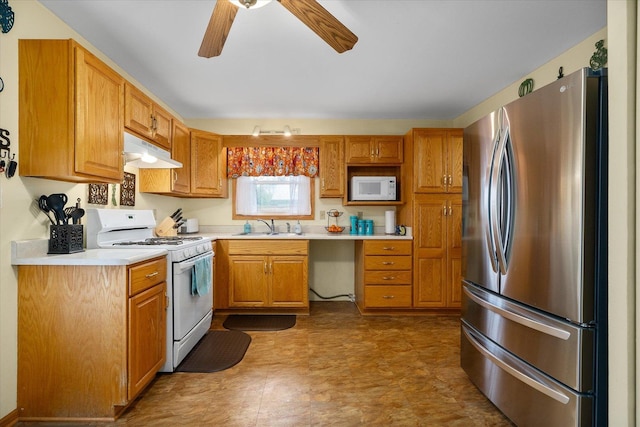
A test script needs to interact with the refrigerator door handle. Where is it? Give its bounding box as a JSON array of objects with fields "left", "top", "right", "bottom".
[
  {"left": 489, "top": 109, "right": 509, "bottom": 274},
  {"left": 462, "top": 327, "right": 571, "bottom": 405},
  {"left": 463, "top": 286, "right": 571, "bottom": 340},
  {"left": 486, "top": 129, "right": 501, "bottom": 273}
]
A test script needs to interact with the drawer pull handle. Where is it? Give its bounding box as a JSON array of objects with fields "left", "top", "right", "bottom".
[
  {"left": 145, "top": 271, "right": 159, "bottom": 279},
  {"left": 382, "top": 261, "right": 395, "bottom": 265},
  {"left": 382, "top": 247, "right": 395, "bottom": 251},
  {"left": 382, "top": 276, "right": 395, "bottom": 280},
  {"left": 382, "top": 295, "right": 395, "bottom": 299}
]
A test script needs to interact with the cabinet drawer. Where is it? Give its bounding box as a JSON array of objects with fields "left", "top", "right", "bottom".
[
  {"left": 364, "top": 240, "right": 412, "bottom": 256},
  {"left": 364, "top": 285, "right": 412, "bottom": 308},
  {"left": 228, "top": 240, "right": 308, "bottom": 255},
  {"left": 128, "top": 257, "right": 167, "bottom": 296},
  {"left": 364, "top": 270, "right": 412, "bottom": 285},
  {"left": 364, "top": 256, "right": 412, "bottom": 271}
]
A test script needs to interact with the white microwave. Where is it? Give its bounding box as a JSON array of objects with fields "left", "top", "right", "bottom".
[{"left": 350, "top": 176, "right": 397, "bottom": 201}]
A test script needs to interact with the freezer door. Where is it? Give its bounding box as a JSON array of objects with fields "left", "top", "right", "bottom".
[
  {"left": 463, "top": 282, "right": 594, "bottom": 392},
  {"left": 462, "top": 111, "right": 501, "bottom": 293},
  {"left": 461, "top": 323, "right": 593, "bottom": 427},
  {"left": 499, "top": 69, "right": 601, "bottom": 323}
]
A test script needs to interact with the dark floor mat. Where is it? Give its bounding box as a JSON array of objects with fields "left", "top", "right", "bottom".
[
  {"left": 176, "top": 330, "right": 251, "bottom": 373},
  {"left": 223, "top": 314, "right": 296, "bottom": 331}
]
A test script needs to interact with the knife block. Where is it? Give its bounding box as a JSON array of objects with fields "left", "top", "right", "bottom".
[{"left": 155, "top": 216, "right": 177, "bottom": 237}]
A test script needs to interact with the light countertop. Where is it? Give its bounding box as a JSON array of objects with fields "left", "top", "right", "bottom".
[
  {"left": 11, "top": 226, "right": 411, "bottom": 266},
  {"left": 194, "top": 225, "right": 413, "bottom": 241},
  {"left": 11, "top": 239, "right": 167, "bottom": 266}
]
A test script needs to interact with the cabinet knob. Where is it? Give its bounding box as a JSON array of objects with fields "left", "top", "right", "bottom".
[
  {"left": 145, "top": 271, "right": 159, "bottom": 279},
  {"left": 382, "top": 261, "right": 395, "bottom": 265},
  {"left": 382, "top": 295, "right": 395, "bottom": 299},
  {"left": 382, "top": 276, "right": 395, "bottom": 280},
  {"left": 382, "top": 246, "right": 395, "bottom": 251}
]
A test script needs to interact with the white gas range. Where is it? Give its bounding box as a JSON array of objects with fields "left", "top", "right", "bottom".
[{"left": 86, "top": 208, "right": 213, "bottom": 372}]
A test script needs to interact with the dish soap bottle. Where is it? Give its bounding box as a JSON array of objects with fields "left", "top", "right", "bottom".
[
  {"left": 294, "top": 220, "right": 302, "bottom": 235},
  {"left": 243, "top": 220, "right": 251, "bottom": 234}
]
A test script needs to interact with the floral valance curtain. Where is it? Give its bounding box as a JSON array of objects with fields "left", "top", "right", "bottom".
[{"left": 227, "top": 146, "right": 319, "bottom": 178}]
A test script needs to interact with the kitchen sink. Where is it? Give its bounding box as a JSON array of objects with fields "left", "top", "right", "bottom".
[{"left": 231, "top": 232, "right": 304, "bottom": 237}]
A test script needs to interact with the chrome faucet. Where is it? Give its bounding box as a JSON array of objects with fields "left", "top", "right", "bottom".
[{"left": 256, "top": 219, "right": 277, "bottom": 234}]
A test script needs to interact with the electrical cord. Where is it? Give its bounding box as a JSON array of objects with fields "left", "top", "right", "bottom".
[{"left": 309, "top": 288, "right": 355, "bottom": 302}]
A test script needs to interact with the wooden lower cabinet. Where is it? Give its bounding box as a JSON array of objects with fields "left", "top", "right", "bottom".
[
  {"left": 216, "top": 240, "right": 309, "bottom": 313},
  {"left": 355, "top": 240, "right": 413, "bottom": 313},
  {"left": 17, "top": 257, "right": 167, "bottom": 421},
  {"left": 412, "top": 194, "right": 462, "bottom": 308}
]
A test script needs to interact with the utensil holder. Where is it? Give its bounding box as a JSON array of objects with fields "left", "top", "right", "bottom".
[{"left": 48, "top": 224, "right": 84, "bottom": 254}]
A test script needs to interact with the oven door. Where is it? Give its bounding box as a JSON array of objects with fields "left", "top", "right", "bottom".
[{"left": 172, "top": 251, "right": 214, "bottom": 341}]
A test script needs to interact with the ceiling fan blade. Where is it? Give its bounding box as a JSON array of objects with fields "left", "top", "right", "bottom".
[
  {"left": 277, "top": 0, "right": 358, "bottom": 53},
  {"left": 198, "top": 0, "right": 238, "bottom": 58}
]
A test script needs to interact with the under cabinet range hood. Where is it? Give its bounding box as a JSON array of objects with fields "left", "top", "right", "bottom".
[{"left": 123, "top": 132, "right": 182, "bottom": 169}]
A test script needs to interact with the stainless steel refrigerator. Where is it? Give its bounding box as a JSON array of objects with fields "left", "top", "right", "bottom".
[{"left": 461, "top": 67, "right": 607, "bottom": 426}]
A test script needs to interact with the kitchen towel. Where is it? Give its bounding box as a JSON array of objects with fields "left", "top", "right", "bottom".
[
  {"left": 191, "top": 256, "right": 212, "bottom": 296},
  {"left": 385, "top": 210, "right": 396, "bottom": 234}
]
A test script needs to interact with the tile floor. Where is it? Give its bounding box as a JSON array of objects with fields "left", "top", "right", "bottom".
[{"left": 21, "top": 302, "right": 514, "bottom": 426}]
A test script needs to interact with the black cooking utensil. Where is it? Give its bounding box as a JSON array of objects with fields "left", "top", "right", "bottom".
[
  {"left": 37, "top": 195, "right": 56, "bottom": 225},
  {"left": 74, "top": 198, "right": 82, "bottom": 224},
  {"left": 47, "top": 193, "right": 68, "bottom": 225}
]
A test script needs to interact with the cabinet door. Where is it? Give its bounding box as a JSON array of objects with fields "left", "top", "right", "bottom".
[
  {"left": 319, "top": 136, "right": 345, "bottom": 197},
  {"left": 413, "top": 194, "right": 462, "bottom": 308},
  {"left": 171, "top": 121, "right": 191, "bottom": 194},
  {"left": 191, "top": 130, "right": 228, "bottom": 197},
  {"left": 229, "top": 256, "right": 268, "bottom": 307},
  {"left": 413, "top": 195, "right": 448, "bottom": 307},
  {"left": 373, "top": 136, "right": 403, "bottom": 163},
  {"left": 128, "top": 282, "right": 166, "bottom": 400},
  {"left": 448, "top": 130, "right": 464, "bottom": 194},
  {"left": 345, "top": 136, "right": 375, "bottom": 163},
  {"left": 74, "top": 46, "right": 124, "bottom": 181},
  {"left": 151, "top": 104, "right": 172, "bottom": 150},
  {"left": 124, "top": 83, "right": 154, "bottom": 139},
  {"left": 269, "top": 256, "right": 308, "bottom": 307},
  {"left": 414, "top": 130, "right": 447, "bottom": 193},
  {"left": 447, "top": 196, "right": 463, "bottom": 307}
]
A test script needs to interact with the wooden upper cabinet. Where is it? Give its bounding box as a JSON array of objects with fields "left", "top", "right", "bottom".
[
  {"left": 124, "top": 83, "right": 172, "bottom": 150},
  {"left": 191, "top": 129, "right": 228, "bottom": 198},
  {"left": 19, "top": 39, "right": 124, "bottom": 183},
  {"left": 319, "top": 136, "right": 344, "bottom": 198},
  {"left": 170, "top": 121, "right": 191, "bottom": 194},
  {"left": 345, "top": 136, "right": 403, "bottom": 164},
  {"left": 413, "top": 129, "right": 463, "bottom": 193}
]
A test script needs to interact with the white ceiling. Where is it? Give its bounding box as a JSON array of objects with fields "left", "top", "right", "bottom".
[{"left": 39, "top": 0, "right": 606, "bottom": 121}]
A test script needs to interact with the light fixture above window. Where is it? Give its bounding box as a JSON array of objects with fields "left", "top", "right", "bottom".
[
  {"left": 251, "top": 125, "right": 300, "bottom": 137},
  {"left": 229, "top": 0, "right": 272, "bottom": 9}
]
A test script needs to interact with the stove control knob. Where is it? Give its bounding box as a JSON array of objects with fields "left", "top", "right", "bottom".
[{"left": 196, "top": 245, "right": 205, "bottom": 253}]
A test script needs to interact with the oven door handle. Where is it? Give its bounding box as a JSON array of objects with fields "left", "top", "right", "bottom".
[{"left": 174, "top": 251, "right": 213, "bottom": 274}]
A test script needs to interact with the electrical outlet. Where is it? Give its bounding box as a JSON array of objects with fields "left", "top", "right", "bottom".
[
  {"left": 320, "top": 210, "right": 325, "bottom": 219},
  {"left": 348, "top": 293, "right": 356, "bottom": 303}
]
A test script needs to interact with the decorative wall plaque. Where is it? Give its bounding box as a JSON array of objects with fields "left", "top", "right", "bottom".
[
  {"left": 88, "top": 183, "right": 108, "bottom": 205},
  {"left": 120, "top": 172, "right": 135, "bottom": 206}
]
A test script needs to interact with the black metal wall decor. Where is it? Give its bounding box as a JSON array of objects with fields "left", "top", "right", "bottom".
[
  {"left": 120, "top": 172, "right": 136, "bottom": 206},
  {"left": 0, "top": 0, "right": 14, "bottom": 33},
  {"left": 0, "top": 127, "right": 17, "bottom": 178}
]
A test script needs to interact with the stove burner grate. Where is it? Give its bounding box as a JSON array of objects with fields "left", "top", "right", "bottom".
[{"left": 112, "top": 236, "right": 203, "bottom": 246}]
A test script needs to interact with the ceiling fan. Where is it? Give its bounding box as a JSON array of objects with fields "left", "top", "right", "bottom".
[{"left": 198, "top": 0, "right": 358, "bottom": 58}]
